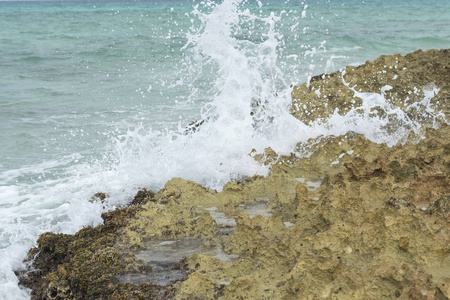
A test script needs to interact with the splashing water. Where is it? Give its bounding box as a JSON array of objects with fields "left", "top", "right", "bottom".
[
  {"left": 106, "top": 0, "right": 310, "bottom": 191},
  {"left": 309, "top": 74, "right": 443, "bottom": 147},
  {"left": 113, "top": 0, "right": 444, "bottom": 192}
]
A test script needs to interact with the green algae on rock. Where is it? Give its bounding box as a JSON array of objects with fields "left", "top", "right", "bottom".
[
  {"left": 17, "top": 49, "right": 449, "bottom": 299},
  {"left": 17, "top": 206, "right": 168, "bottom": 299}
]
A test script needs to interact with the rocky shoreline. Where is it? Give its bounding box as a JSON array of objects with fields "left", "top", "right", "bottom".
[{"left": 17, "top": 49, "right": 449, "bottom": 299}]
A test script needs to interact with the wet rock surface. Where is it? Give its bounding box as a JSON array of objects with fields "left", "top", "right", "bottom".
[
  {"left": 18, "top": 49, "right": 449, "bottom": 299},
  {"left": 291, "top": 48, "right": 449, "bottom": 128}
]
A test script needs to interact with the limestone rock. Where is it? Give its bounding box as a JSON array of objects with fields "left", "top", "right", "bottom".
[
  {"left": 291, "top": 49, "right": 449, "bottom": 126},
  {"left": 17, "top": 49, "right": 450, "bottom": 299}
]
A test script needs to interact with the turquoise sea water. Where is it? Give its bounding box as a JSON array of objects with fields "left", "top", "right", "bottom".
[{"left": 0, "top": 0, "right": 449, "bottom": 298}]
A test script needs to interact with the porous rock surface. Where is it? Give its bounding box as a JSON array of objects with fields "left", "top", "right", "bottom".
[
  {"left": 18, "top": 49, "right": 449, "bottom": 299},
  {"left": 291, "top": 48, "right": 449, "bottom": 126}
]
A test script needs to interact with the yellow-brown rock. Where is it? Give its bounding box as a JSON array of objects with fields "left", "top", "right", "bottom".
[
  {"left": 18, "top": 49, "right": 449, "bottom": 300},
  {"left": 291, "top": 49, "right": 449, "bottom": 126}
]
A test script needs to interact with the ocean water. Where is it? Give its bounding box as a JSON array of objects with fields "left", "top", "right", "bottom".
[{"left": 0, "top": 0, "right": 449, "bottom": 298}]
